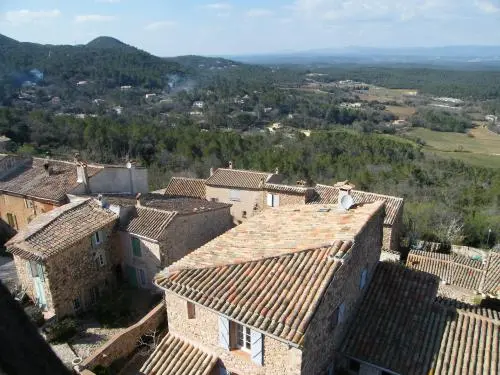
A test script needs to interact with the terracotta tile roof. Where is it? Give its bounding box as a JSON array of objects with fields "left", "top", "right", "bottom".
[
  {"left": 341, "top": 262, "right": 500, "bottom": 375},
  {"left": 164, "top": 177, "right": 206, "bottom": 199},
  {"left": 6, "top": 199, "right": 118, "bottom": 262},
  {"left": 140, "top": 332, "right": 218, "bottom": 375},
  {"left": 205, "top": 168, "right": 280, "bottom": 189},
  {"left": 263, "top": 183, "right": 311, "bottom": 194},
  {"left": 407, "top": 250, "right": 486, "bottom": 291},
  {"left": 156, "top": 202, "right": 385, "bottom": 345},
  {"left": 484, "top": 251, "right": 500, "bottom": 295},
  {"left": 0, "top": 157, "right": 102, "bottom": 203},
  {"left": 121, "top": 207, "right": 177, "bottom": 241},
  {"left": 435, "top": 297, "right": 500, "bottom": 320},
  {"left": 142, "top": 195, "right": 231, "bottom": 214},
  {"left": 311, "top": 184, "right": 403, "bottom": 226}
]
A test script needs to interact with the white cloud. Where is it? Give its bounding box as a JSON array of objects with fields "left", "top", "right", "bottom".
[
  {"left": 74, "top": 14, "right": 117, "bottom": 23},
  {"left": 204, "top": 3, "right": 232, "bottom": 10},
  {"left": 475, "top": 0, "right": 500, "bottom": 13},
  {"left": 144, "top": 21, "right": 177, "bottom": 31},
  {"left": 246, "top": 8, "right": 274, "bottom": 17},
  {"left": 3, "top": 9, "right": 61, "bottom": 25}
]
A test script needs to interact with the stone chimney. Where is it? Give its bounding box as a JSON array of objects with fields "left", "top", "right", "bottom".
[
  {"left": 75, "top": 154, "right": 90, "bottom": 194},
  {"left": 275, "top": 167, "right": 279, "bottom": 175},
  {"left": 135, "top": 193, "right": 142, "bottom": 207},
  {"left": 228, "top": 161, "right": 233, "bottom": 169},
  {"left": 43, "top": 156, "right": 53, "bottom": 176},
  {"left": 210, "top": 167, "right": 214, "bottom": 176}
]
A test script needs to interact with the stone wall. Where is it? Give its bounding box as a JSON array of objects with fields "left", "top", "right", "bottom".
[
  {"left": 161, "top": 207, "right": 233, "bottom": 266},
  {"left": 0, "top": 194, "right": 57, "bottom": 231},
  {"left": 165, "top": 293, "right": 302, "bottom": 375},
  {"left": 386, "top": 202, "right": 404, "bottom": 251},
  {"left": 302, "top": 208, "right": 384, "bottom": 374},
  {"left": 261, "top": 191, "right": 306, "bottom": 209},
  {"left": 45, "top": 222, "right": 117, "bottom": 317},
  {"left": 81, "top": 303, "right": 165, "bottom": 370},
  {"left": 206, "top": 186, "right": 262, "bottom": 224}
]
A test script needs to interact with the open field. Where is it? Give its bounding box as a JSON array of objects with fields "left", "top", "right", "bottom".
[
  {"left": 403, "top": 127, "right": 500, "bottom": 168},
  {"left": 385, "top": 105, "right": 416, "bottom": 119},
  {"left": 358, "top": 86, "right": 418, "bottom": 102}
]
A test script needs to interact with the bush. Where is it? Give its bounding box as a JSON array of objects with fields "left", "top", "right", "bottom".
[
  {"left": 95, "top": 289, "right": 132, "bottom": 328},
  {"left": 93, "top": 365, "right": 111, "bottom": 375},
  {"left": 24, "top": 305, "right": 44, "bottom": 327},
  {"left": 46, "top": 318, "right": 78, "bottom": 343}
]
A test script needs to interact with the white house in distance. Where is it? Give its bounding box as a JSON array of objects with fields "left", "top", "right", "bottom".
[{"left": 192, "top": 101, "right": 205, "bottom": 109}]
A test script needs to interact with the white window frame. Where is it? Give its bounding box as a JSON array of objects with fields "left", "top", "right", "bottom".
[
  {"left": 236, "top": 324, "right": 252, "bottom": 353},
  {"left": 229, "top": 189, "right": 241, "bottom": 202},
  {"left": 266, "top": 193, "right": 280, "bottom": 208}
]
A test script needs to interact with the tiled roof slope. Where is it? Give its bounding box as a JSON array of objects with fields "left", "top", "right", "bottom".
[
  {"left": 311, "top": 184, "right": 403, "bottom": 226},
  {"left": 205, "top": 168, "right": 278, "bottom": 189},
  {"left": 156, "top": 202, "right": 385, "bottom": 345},
  {"left": 121, "top": 207, "right": 177, "bottom": 241},
  {"left": 484, "top": 251, "right": 500, "bottom": 295},
  {"left": 0, "top": 158, "right": 102, "bottom": 203},
  {"left": 263, "top": 183, "right": 310, "bottom": 194},
  {"left": 140, "top": 332, "right": 218, "bottom": 375},
  {"left": 6, "top": 199, "right": 117, "bottom": 261},
  {"left": 341, "top": 262, "right": 500, "bottom": 375},
  {"left": 163, "top": 177, "right": 206, "bottom": 199},
  {"left": 142, "top": 195, "right": 231, "bottom": 214},
  {"left": 407, "top": 250, "right": 486, "bottom": 291}
]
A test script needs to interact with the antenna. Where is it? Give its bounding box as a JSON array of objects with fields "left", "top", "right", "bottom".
[{"left": 340, "top": 194, "right": 354, "bottom": 211}]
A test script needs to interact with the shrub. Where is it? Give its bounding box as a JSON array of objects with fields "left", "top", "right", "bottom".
[
  {"left": 93, "top": 365, "right": 111, "bottom": 375},
  {"left": 24, "top": 305, "right": 45, "bottom": 327},
  {"left": 95, "top": 289, "right": 132, "bottom": 328},
  {"left": 46, "top": 318, "right": 78, "bottom": 343}
]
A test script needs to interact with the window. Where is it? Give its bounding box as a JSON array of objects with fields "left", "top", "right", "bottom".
[
  {"left": 24, "top": 199, "right": 34, "bottom": 209},
  {"left": 73, "top": 297, "right": 82, "bottom": 312},
  {"left": 89, "top": 286, "right": 99, "bottom": 305},
  {"left": 349, "top": 360, "right": 361, "bottom": 372},
  {"left": 266, "top": 193, "right": 280, "bottom": 208},
  {"left": 242, "top": 210, "right": 247, "bottom": 218},
  {"left": 236, "top": 324, "right": 252, "bottom": 352},
  {"left": 138, "top": 268, "right": 147, "bottom": 286},
  {"left": 97, "top": 253, "right": 106, "bottom": 267},
  {"left": 187, "top": 302, "right": 196, "bottom": 319},
  {"left": 93, "top": 231, "right": 102, "bottom": 245},
  {"left": 131, "top": 237, "right": 142, "bottom": 257},
  {"left": 338, "top": 303, "right": 346, "bottom": 324},
  {"left": 229, "top": 190, "right": 241, "bottom": 202},
  {"left": 331, "top": 302, "right": 346, "bottom": 330},
  {"left": 211, "top": 198, "right": 219, "bottom": 202},
  {"left": 360, "top": 268, "right": 368, "bottom": 290},
  {"left": 7, "top": 213, "right": 18, "bottom": 230}
]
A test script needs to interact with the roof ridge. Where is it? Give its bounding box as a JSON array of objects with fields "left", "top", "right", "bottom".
[
  {"left": 213, "top": 168, "right": 272, "bottom": 175},
  {"left": 315, "top": 183, "right": 403, "bottom": 201},
  {"left": 170, "top": 176, "right": 206, "bottom": 181}
]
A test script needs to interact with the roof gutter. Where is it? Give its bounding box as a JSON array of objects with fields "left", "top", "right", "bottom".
[{"left": 158, "top": 287, "right": 302, "bottom": 350}]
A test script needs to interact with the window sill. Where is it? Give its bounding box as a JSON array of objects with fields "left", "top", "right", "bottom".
[{"left": 230, "top": 349, "right": 251, "bottom": 361}]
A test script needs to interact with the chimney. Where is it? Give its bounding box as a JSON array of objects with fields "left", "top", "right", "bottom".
[
  {"left": 210, "top": 167, "right": 214, "bottom": 176},
  {"left": 335, "top": 180, "right": 355, "bottom": 209},
  {"left": 135, "top": 193, "right": 142, "bottom": 207},
  {"left": 97, "top": 194, "right": 108, "bottom": 208},
  {"left": 228, "top": 161, "right": 233, "bottom": 169},
  {"left": 43, "top": 156, "right": 53, "bottom": 176},
  {"left": 275, "top": 167, "right": 279, "bottom": 175},
  {"left": 76, "top": 161, "right": 90, "bottom": 194}
]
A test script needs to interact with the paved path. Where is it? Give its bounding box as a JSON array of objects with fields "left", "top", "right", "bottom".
[{"left": 0, "top": 256, "right": 18, "bottom": 291}]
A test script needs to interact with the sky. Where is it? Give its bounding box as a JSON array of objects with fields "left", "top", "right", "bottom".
[{"left": 1, "top": 0, "right": 500, "bottom": 56}]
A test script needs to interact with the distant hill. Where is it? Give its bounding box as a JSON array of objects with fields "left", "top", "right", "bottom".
[
  {"left": 0, "top": 34, "right": 188, "bottom": 89},
  {"left": 164, "top": 55, "right": 241, "bottom": 70}
]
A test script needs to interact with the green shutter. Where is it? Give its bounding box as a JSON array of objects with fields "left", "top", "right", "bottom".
[{"left": 131, "top": 237, "right": 142, "bottom": 257}]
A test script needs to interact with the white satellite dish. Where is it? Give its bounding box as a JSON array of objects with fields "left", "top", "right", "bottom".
[
  {"left": 126, "top": 161, "right": 132, "bottom": 169},
  {"left": 340, "top": 194, "right": 355, "bottom": 210}
]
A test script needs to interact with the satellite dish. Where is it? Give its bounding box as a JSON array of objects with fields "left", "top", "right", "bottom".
[
  {"left": 126, "top": 161, "right": 132, "bottom": 169},
  {"left": 340, "top": 194, "right": 355, "bottom": 211}
]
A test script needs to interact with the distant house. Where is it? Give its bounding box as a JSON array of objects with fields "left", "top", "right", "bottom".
[
  {"left": 0, "top": 136, "right": 11, "bottom": 152},
  {"left": 6, "top": 198, "right": 119, "bottom": 318},
  {"left": 107, "top": 194, "right": 232, "bottom": 289},
  {"left": 339, "top": 261, "right": 500, "bottom": 375},
  {"left": 76, "top": 81, "right": 88, "bottom": 86},
  {"left": 205, "top": 163, "right": 283, "bottom": 224},
  {"left": 192, "top": 101, "right": 205, "bottom": 109},
  {"left": 486, "top": 115, "right": 498, "bottom": 123},
  {"left": 155, "top": 201, "right": 385, "bottom": 375},
  {"left": 0, "top": 154, "right": 148, "bottom": 232},
  {"left": 145, "top": 93, "right": 156, "bottom": 99},
  {"left": 120, "top": 85, "right": 132, "bottom": 91}
]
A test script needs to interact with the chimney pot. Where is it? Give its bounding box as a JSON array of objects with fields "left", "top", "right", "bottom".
[
  {"left": 275, "top": 167, "right": 279, "bottom": 175},
  {"left": 228, "top": 161, "right": 233, "bottom": 169},
  {"left": 210, "top": 167, "right": 214, "bottom": 176}
]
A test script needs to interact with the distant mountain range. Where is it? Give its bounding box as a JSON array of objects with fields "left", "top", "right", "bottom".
[{"left": 229, "top": 46, "right": 500, "bottom": 67}]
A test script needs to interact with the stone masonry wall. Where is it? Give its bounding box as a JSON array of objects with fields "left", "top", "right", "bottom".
[
  {"left": 81, "top": 303, "right": 165, "bottom": 370},
  {"left": 261, "top": 191, "right": 306, "bottom": 209},
  {"left": 0, "top": 194, "right": 57, "bottom": 231},
  {"left": 45, "top": 222, "right": 117, "bottom": 317},
  {"left": 161, "top": 207, "right": 233, "bottom": 266},
  {"left": 165, "top": 293, "right": 302, "bottom": 375},
  {"left": 206, "top": 186, "right": 262, "bottom": 224},
  {"left": 301, "top": 209, "right": 384, "bottom": 375},
  {"left": 386, "top": 202, "right": 404, "bottom": 251}
]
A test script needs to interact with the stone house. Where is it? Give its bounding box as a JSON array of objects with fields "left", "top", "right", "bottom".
[
  {"left": 154, "top": 201, "right": 385, "bottom": 375},
  {"left": 0, "top": 154, "right": 148, "bottom": 232},
  {"left": 205, "top": 164, "right": 283, "bottom": 224},
  {"left": 340, "top": 261, "right": 500, "bottom": 375},
  {"left": 6, "top": 198, "right": 119, "bottom": 318},
  {"left": 262, "top": 183, "right": 316, "bottom": 208},
  {"left": 311, "top": 183, "right": 404, "bottom": 251},
  {"left": 104, "top": 194, "right": 233, "bottom": 289}
]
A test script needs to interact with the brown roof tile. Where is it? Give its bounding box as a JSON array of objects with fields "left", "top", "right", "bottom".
[
  {"left": 341, "top": 262, "right": 500, "bottom": 375},
  {"left": 140, "top": 332, "right": 218, "bottom": 375},
  {"left": 121, "top": 207, "right": 177, "bottom": 241},
  {"left": 142, "top": 195, "right": 231, "bottom": 214},
  {"left": 164, "top": 177, "right": 206, "bottom": 199},
  {"left": 484, "top": 251, "right": 500, "bottom": 295},
  {"left": 407, "top": 250, "right": 486, "bottom": 291},
  {"left": 205, "top": 168, "right": 279, "bottom": 189},
  {"left": 156, "top": 202, "right": 385, "bottom": 345},
  {"left": 311, "top": 184, "right": 403, "bottom": 226},
  {"left": 6, "top": 199, "right": 117, "bottom": 261},
  {"left": 0, "top": 158, "right": 102, "bottom": 203},
  {"left": 263, "top": 183, "right": 311, "bottom": 194}
]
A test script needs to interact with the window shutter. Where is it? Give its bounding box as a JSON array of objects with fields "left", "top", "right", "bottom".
[
  {"left": 218, "top": 316, "right": 230, "bottom": 350},
  {"left": 250, "top": 329, "right": 263, "bottom": 365},
  {"left": 273, "top": 194, "right": 280, "bottom": 207},
  {"left": 100, "top": 230, "right": 107, "bottom": 244},
  {"left": 266, "top": 193, "right": 273, "bottom": 207},
  {"left": 37, "top": 263, "right": 45, "bottom": 282},
  {"left": 91, "top": 234, "right": 96, "bottom": 249},
  {"left": 219, "top": 368, "right": 230, "bottom": 375},
  {"left": 338, "top": 303, "right": 346, "bottom": 324},
  {"left": 360, "top": 269, "right": 367, "bottom": 289}
]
